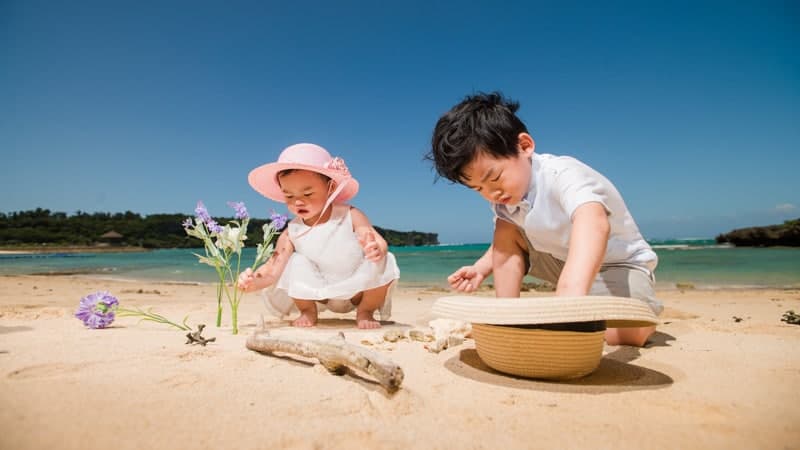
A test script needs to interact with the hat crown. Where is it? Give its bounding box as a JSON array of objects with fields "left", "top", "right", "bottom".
[
  {"left": 277, "top": 143, "right": 333, "bottom": 169},
  {"left": 248, "top": 142, "right": 359, "bottom": 203}
]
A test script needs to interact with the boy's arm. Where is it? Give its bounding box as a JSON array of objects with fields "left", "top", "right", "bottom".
[
  {"left": 447, "top": 245, "right": 493, "bottom": 292},
  {"left": 240, "top": 230, "right": 294, "bottom": 291},
  {"left": 350, "top": 207, "right": 388, "bottom": 262},
  {"left": 473, "top": 245, "right": 494, "bottom": 276},
  {"left": 557, "top": 202, "right": 609, "bottom": 296}
]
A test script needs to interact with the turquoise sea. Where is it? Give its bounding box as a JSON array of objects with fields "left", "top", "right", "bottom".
[{"left": 1, "top": 240, "right": 799, "bottom": 290}]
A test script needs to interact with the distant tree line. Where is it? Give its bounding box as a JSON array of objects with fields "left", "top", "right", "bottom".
[
  {"left": 715, "top": 218, "right": 800, "bottom": 247},
  {"left": 373, "top": 226, "right": 439, "bottom": 247},
  {"left": 0, "top": 208, "right": 439, "bottom": 248}
]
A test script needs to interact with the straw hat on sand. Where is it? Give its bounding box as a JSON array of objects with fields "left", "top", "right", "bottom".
[{"left": 432, "top": 296, "right": 659, "bottom": 380}]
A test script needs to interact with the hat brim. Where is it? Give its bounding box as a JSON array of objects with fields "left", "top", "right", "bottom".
[
  {"left": 432, "top": 295, "right": 659, "bottom": 328},
  {"left": 248, "top": 162, "right": 359, "bottom": 203}
]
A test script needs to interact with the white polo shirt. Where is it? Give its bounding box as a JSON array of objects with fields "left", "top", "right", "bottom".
[{"left": 493, "top": 153, "right": 658, "bottom": 272}]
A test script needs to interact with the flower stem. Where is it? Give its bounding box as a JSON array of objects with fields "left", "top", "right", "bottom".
[
  {"left": 117, "top": 307, "right": 192, "bottom": 331},
  {"left": 215, "top": 271, "right": 224, "bottom": 327},
  {"left": 231, "top": 248, "right": 243, "bottom": 335},
  {"left": 231, "top": 304, "right": 239, "bottom": 335}
]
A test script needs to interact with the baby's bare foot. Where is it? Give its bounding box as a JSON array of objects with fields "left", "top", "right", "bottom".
[
  {"left": 356, "top": 311, "right": 381, "bottom": 329},
  {"left": 292, "top": 311, "right": 317, "bottom": 327}
]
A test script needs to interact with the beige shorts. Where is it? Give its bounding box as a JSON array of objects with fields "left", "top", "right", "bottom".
[{"left": 524, "top": 242, "right": 663, "bottom": 316}]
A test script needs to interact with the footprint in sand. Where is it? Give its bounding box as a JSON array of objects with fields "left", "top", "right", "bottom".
[
  {"left": 660, "top": 307, "right": 699, "bottom": 320},
  {"left": 159, "top": 373, "right": 203, "bottom": 388},
  {"left": 6, "top": 362, "right": 87, "bottom": 380}
]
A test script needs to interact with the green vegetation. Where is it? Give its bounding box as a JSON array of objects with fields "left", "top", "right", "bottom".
[
  {"left": 374, "top": 226, "right": 438, "bottom": 247},
  {"left": 715, "top": 218, "right": 800, "bottom": 247},
  {"left": 0, "top": 208, "right": 439, "bottom": 249}
]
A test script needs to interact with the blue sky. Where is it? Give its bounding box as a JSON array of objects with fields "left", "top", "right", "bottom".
[{"left": 1, "top": 1, "right": 797, "bottom": 244}]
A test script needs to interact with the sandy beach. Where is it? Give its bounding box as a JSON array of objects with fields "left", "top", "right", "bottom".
[{"left": 1, "top": 275, "right": 798, "bottom": 449}]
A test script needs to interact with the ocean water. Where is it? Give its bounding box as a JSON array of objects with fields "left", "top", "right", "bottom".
[{"left": 1, "top": 241, "right": 799, "bottom": 290}]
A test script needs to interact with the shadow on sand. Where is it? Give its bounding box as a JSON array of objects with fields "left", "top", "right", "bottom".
[{"left": 444, "top": 332, "right": 676, "bottom": 394}]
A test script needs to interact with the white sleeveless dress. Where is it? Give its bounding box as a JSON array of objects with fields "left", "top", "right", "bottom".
[{"left": 261, "top": 204, "right": 400, "bottom": 320}]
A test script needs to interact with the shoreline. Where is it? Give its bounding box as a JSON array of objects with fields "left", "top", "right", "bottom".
[
  {"left": 2, "top": 245, "right": 798, "bottom": 293},
  {"left": 2, "top": 271, "right": 798, "bottom": 293},
  {"left": 0, "top": 245, "right": 151, "bottom": 255}
]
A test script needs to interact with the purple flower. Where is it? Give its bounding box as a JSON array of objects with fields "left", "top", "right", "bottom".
[
  {"left": 206, "top": 219, "right": 223, "bottom": 234},
  {"left": 182, "top": 218, "right": 193, "bottom": 229},
  {"left": 195, "top": 201, "right": 212, "bottom": 223},
  {"left": 75, "top": 291, "right": 119, "bottom": 329},
  {"left": 270, "top": 210, "right": 288, "bottom": 230},
  {"left": 227, "top": 201, "right": 249, "bottom": 220}
]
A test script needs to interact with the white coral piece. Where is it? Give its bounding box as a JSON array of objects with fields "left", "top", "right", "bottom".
[{"left": 425, "top": 319, "right": 472, "bottom": 353}]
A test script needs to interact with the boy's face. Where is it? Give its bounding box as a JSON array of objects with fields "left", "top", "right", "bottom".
[
  {"left": 460, "top": 133, "right": 535, "bottom": 206},
  {"left": 278, "top": 170, "right": 333, "bottom": 224}
]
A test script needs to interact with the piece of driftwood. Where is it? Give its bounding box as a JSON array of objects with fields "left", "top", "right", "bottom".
[
  {"left": 246, "top": 331, "right": 404, "bottom": 392},
  {"left": 186, "top": 324, "right": 216, "bottom": 346},
  {"left": 782, "top": 310, "right": 800, "bottom": 325}
]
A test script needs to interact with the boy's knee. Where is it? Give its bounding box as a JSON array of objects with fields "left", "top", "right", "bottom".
[
  {"left": 493, "top": 221, "right": 529, "bottom": 254},
  {"left": 604, "top": 326, "right": 655, "bottom": 347},
  {"left": 492, "top": 224, "right": 529, "bottom": 273}
]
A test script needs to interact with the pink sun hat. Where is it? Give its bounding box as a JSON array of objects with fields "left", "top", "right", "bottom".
[{"left": 248, "top": 143, "right": 360, "bottom": 203}]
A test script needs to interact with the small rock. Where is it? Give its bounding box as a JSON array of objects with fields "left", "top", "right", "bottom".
[
  {"left": 383, "top": 329, "right": 404, "bottom": 342},
  {"left": 781, "top": 310, "right": 800, "bottom": 325},
  {"left": 425, "top": 338, "right": 448, "bottom": 354},
  {"left": 409, "top": 329, "right": 434, "bottom": 342},
  {"left": 447, "top": 335, "right": 465, "bottom": 347}
]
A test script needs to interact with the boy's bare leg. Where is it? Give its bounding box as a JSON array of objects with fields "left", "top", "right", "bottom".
[
  {"left": 353, "top": 282, "right": 390, "bottom": 329},
  {"left": 492, "top": 220, "right": 529, "bottom": 297},
  {"left": 605, "top": 326, "right": 655, "bottom": 346},
  {"left": 292, "top": 299, "right": 318, "bottom": 327}
]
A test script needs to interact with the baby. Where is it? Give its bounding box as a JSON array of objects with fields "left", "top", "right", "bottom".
[{"left": 238, "top": 143, "right": 400, "bottom": 329}]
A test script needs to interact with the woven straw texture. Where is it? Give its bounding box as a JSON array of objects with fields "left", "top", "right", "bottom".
[
  {"left": 472, "top": 324, "right": 605, "bottom": 379},
  {"left": 432, "top": 295, "right": 658, "bottom": 328}
]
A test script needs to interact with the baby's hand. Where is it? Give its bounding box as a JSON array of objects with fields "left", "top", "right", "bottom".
[
  {"left": 358, "top": 231, "right": 383, "bottom": 262},
  {"left": 237, "top": 268, "right": 256, "bottom": 292},
  {"left": 447, "top": 266, "right": 485, "bottom": 293}
]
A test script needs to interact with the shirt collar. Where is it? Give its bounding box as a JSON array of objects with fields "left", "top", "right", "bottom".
[{"left": 504, "top": 154, "right": 537, "bottom": 213}]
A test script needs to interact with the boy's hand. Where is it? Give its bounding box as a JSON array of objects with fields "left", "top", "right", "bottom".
[
  {"left": 447, "top": 266, "right": 486, "bottom": 292},
  {"left": 358, "top": 231, "right": 384, "bottom": 262}
]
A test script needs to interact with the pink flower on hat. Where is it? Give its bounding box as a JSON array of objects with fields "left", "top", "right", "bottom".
[{"left": 324, "top": 157, "right": 350, "bottom": 176}]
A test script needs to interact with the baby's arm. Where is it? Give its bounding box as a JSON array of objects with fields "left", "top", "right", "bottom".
[
  {"left": 350, "top": 207, "right": 388, "bottom": 262},
  {"left": 557, "top": 202, "right": 609, "bottom": 296},
  {"left": 238, "top": 230, "right": 294, "bottom": 292}
]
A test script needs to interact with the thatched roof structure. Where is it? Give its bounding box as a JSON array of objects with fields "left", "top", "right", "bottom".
[{"left": 100, "top": 230, "right": 123, "bottom": 239}]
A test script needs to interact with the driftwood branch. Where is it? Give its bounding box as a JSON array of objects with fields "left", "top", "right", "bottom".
[
  {"left": 185, "top": 324, "right": 216, "bottom": 346},
  {"left": 246, "top": 331, "right": 404, "bottom": 392}
]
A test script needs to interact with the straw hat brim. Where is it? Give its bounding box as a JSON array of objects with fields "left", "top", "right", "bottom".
[{"left": 432, "top": 295, "right": 659, "bottom": 328}]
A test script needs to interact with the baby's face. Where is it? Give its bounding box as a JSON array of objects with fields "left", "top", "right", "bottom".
[
  {"left": 278, "top": 170, "right": 332, "bottom": 224},
  {"left": 460, "top": 149, "right": 532, "bottom": 206}
]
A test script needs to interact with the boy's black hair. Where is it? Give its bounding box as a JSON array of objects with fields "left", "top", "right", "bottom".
[{"left": 426, "top": 91, "right": 528, "bottom": 184}]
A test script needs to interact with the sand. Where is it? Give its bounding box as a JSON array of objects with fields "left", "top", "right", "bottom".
[{"left": 1, "top": 275, "right": 798, "bottom": 449}]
